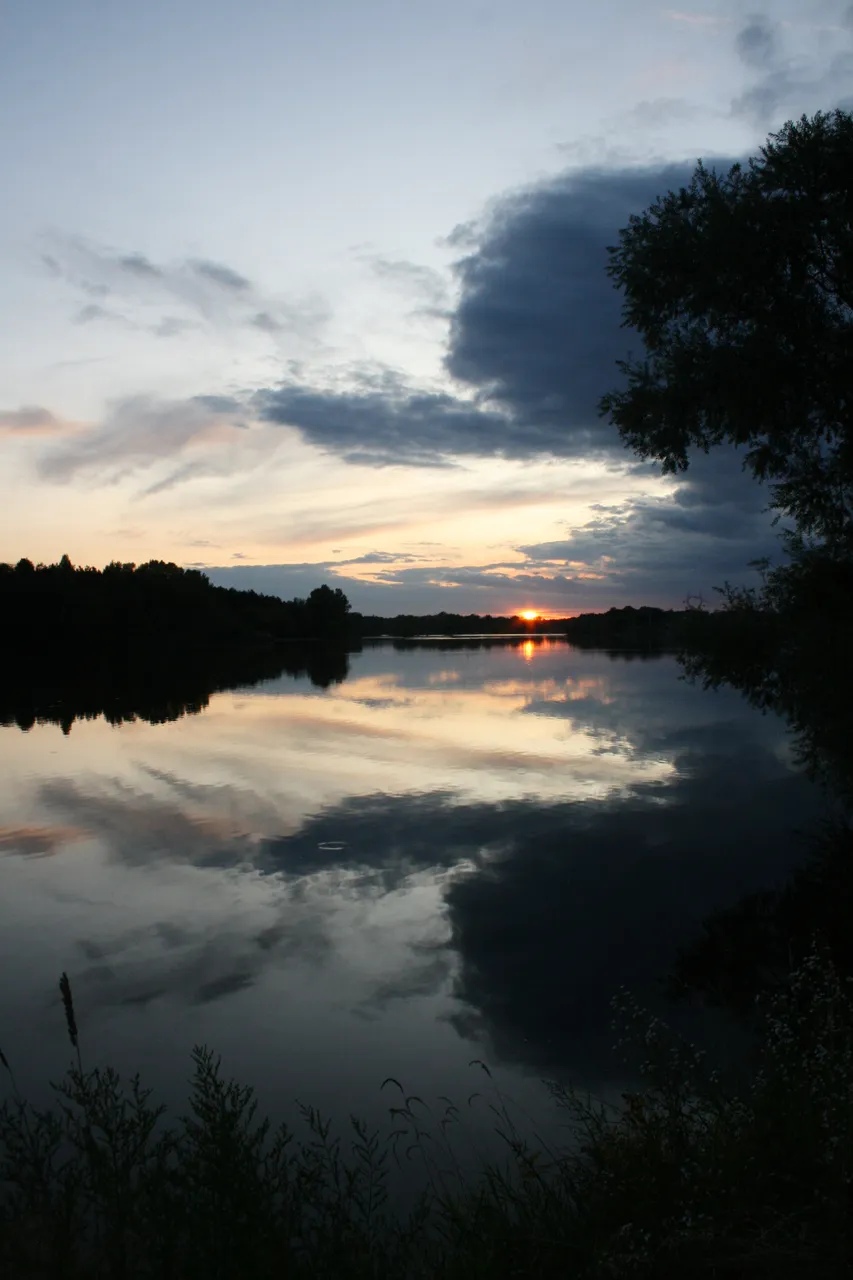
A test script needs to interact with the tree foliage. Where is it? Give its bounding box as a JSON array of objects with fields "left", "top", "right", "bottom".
[
  {"left": 0, "top": 557, "right": 354, "bottom": 654},
  {"left": 601, "top": 109, "right": 853, "bottom": 548}
]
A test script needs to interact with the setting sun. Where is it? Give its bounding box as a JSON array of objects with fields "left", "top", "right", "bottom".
[{"left": 521, "top": 610, "right": 539, "bottom": 622}]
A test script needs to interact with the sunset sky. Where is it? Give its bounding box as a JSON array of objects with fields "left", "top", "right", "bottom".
[{"left": 2, "top": 0, "right": 851, "bottom": 615}]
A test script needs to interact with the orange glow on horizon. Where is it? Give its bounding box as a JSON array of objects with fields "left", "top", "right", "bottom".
[{"left": 520, "top": 609, "right": 539, "bottom": 621}]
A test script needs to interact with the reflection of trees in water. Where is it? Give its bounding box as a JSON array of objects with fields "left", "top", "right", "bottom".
[
  {"left": 672, "top": 818, "right": 853, "bottom": 1014},
  {"left": 0, "top": 644, "right": 352, "bottom": 734},
  {"left": 382, "top": 636, "right": 564, "bottom": 652},
  {"left": 674, "top": 548, "right": 853, "bottom": 1013}
]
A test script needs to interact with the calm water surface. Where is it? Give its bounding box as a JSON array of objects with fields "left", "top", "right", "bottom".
[{"left": 0, "top": 639, "right": 827, "bottom": 1154}]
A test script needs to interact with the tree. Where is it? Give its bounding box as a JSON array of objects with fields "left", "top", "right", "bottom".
[
  {"left": 600, "top": 109, "right": 853, "bottom": 550},
  {"left": 306, "top": 584, "right": 351, "bottom": 635}
]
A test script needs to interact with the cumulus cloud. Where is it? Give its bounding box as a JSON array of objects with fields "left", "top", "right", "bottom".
[
  {"left": 37, "top": 162, "right": 730, "bottom": 484},
  {"left": 445, "top": 164, "right": 694, "bottom": 435},
  {"left": 258, "top": 163, "right": 699, "bottom": 467}
]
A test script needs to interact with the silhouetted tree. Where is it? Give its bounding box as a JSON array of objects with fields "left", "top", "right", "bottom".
[
  {"left": 601, "top": 109, "right": 853, "bottom": 550},
  {"left": 306, "top": 584, "right": 351, "bottom": 636},
  {"left": 0, "top": 559, "right": 354, "bottom": 655}
]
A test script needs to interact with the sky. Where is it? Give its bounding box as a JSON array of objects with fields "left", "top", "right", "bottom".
[{"left": 2, "top": 0, "right": 852, "bottom": 616}]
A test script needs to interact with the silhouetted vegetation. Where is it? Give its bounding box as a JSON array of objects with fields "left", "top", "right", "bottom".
[
  {"left": 4, "top": 957, "right": 853, "bottom": 1278},
  {"left": 669, "top": 541, "right": 853, "bottom": 1014},
  {"left": 601, "top": 109, "right": 853, "bottom": 553},
  {"left": 0, "top": 558, "right": 354, "bottom": 655},
  {"left": 358, "top": 607, "right": 694, "bottom": 651},
  {"left": 671, "top": 818, "right": 853, "bottom": 1015},
  {"left": 357, "top": 612, "right": 568, "bottom": 638},
  {"left": 596, "top": 106, "right": 853, "bottom": 1026},
  {"left": 563, "top": 605, "right": 693, "bottom": 651}
]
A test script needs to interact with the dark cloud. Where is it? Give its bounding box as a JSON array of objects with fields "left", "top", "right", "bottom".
[
  {"left": 519, "top": 447, "right": 785, "bottom": 605},
  {"left": 117, "top": 252, "right": 161, "bottom": 278},
  {"left": 731, "top": 7, "right": 853, "bottom": 122},
  {"left": 257, "top": 375, "right": 515, "bottom": 467},
  {"left": 735, "top": 15, "right": 779, "bottom": 69},
  {"left": 445, "top": 164, "right": 693, "bottom": 437},
  {"left": 257, "top": 164, "right": 697, "bottom": 468}
]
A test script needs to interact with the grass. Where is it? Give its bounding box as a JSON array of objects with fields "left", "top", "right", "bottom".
[{"left": 2, "top": 952, "right": 853, "bottom": 1278}]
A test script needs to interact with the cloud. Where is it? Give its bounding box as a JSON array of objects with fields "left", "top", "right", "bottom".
[
  {"left": 39, "top": 394, "right": 246, "bottom": 482},
  {"left": 203, "top": 447, "right": 780, "bottom": 613},
  {"left": 731, "top": 6, "right": 853, "bottom": 122},
  {"left": 188, "top": 259, "right": 251, "bottom": 291},
  {"left": 33, "top": 156, "right": 784, "bottom": 603},
  {"left": 519, "top": 447, "right": 784, "bottom": 605},
  {"left": 257, "top": 163, "right": 700, "bottom": 467},
  {"left": 0, "top": 823, "right": 87, "bottom": 857},
  {"left": 251, "top": 311, "right": 284, "bottom": 333},
  {"left": 735, "top": 14, "right": 779, "bottom": 69},
  {"left": 445, "top": 164, "right": 695, "bottom": 435},
  {"left": 362, "top": 253, "right": 450, "bottom": 307},
  {"left": 74, "top": 302, "right": 129, "bottom": 326},
  {"left": 257, "top": 375, "right": 519, "bottom": 467},
  {"left": 152, "top": 316, "right": 198, "bottom": 338},
  {"left": 336, "top": 550, "right": 429, "bottom": 566},
  {"left": 0, "top": 405, "right": 76, "bottom": 436},
  {"left": 41, "top": 234, "right": 329, "bottom": 340}
]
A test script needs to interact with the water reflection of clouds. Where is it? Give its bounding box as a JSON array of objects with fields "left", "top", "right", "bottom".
[{"left": 0, "top": 645, "right": 829, "bottom": 1109}]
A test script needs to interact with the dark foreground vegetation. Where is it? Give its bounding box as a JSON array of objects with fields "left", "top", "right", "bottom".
[
  {"left": 3, "top": 955, "right": 853, "bottom": 1280},
  {"left": 0, "top": 558, "right": 354, "bottom": 654}
]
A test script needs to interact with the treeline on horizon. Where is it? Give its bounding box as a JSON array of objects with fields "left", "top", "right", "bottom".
[
  {"left": 0, "top": 556, "right": 353, "bottom": 653},
  {"left": 1, "top": 555, "right": 700, "bottom": 656},
  {"left": 361, "top": 603, "right": 695, "bottom": 646}
]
